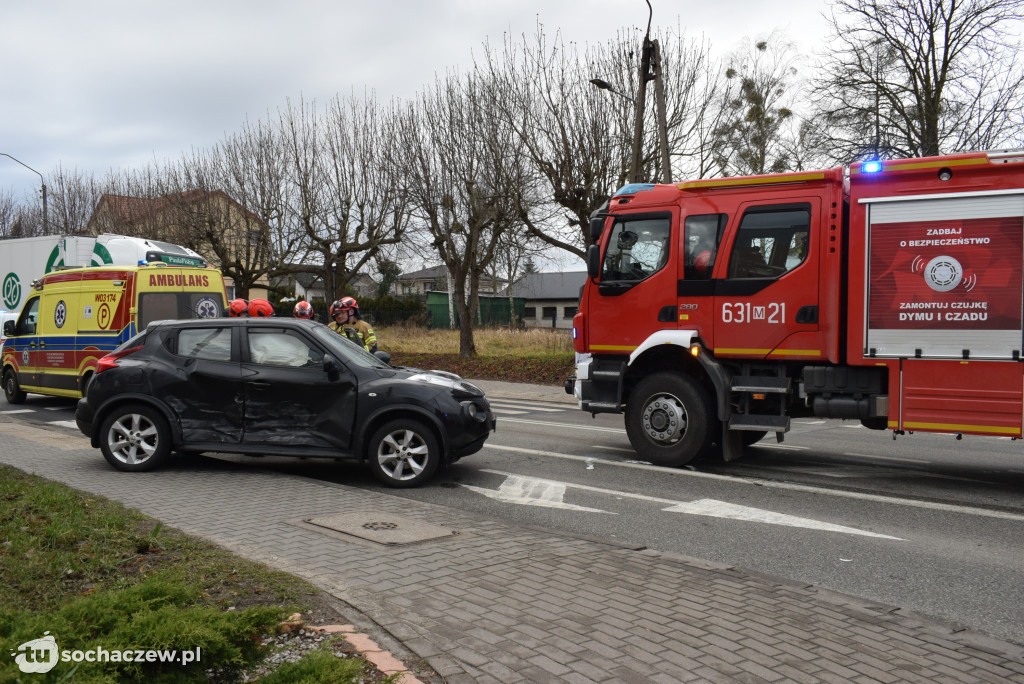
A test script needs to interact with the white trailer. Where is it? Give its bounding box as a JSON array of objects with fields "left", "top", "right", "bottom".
[{"left": 0, "top": 234, "right": 205, "bottom": 314}]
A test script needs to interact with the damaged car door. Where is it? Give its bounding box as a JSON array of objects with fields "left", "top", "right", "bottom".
[
  {"left": 166, "top": 325, "right": 244, "bottom": 443},
  {"left": 240, "top": 327, "right": 357, "bottom": 449}
]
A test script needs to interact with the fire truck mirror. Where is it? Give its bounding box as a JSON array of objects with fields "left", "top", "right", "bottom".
[
  {"left": 587, "top": 244, "right": 601, "bottom": 278},
  {"left": 589, "top": 216, "right": 605, "bottom": 242}
]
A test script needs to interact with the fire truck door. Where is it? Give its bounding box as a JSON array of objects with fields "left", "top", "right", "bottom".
[
  {"left": 712, "top": 199, "right": 825, "bottom": 359},
  {"left": 587, "top": 211, "right": 677, "bottom": 354}
]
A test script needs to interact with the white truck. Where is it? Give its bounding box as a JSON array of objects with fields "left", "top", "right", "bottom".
[{"left": 0, "top": 234, "right": 206, "bottom": 314}]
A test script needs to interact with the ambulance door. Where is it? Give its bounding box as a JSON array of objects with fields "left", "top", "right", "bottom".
[
  {"left": 6, "top": 296, "right": 41, "bottom": 390},
  {"left": 713, "top": 200, "right": 825, "bottom": 359},
  {"left": 37, "top": 284, "right": 81, "bottom": 395}
]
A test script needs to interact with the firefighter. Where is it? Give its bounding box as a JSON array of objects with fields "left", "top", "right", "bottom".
[
  {"left": 293, "top": 300, "right": 315, "bottom": 319},
  {"left": 227, "top": 298, "right": 249, "bottom": 317},
  {"left": 329, "top": 297, "right": 377, "bottom": 353},
  {"left": 247, "top": 298, "right": 275, "bottom": 317}
]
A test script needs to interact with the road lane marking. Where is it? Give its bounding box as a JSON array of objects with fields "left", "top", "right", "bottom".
[
  {"left": 844, "top": 453, "right": 930, "bottom": 464},
  {"left": 488, "top": 401, "right": 567, "bottom": 412},
  {"left": 474, "top": 470, "right": 900, "bottom": 539},
  {"left": 591, "top": 446, "right": 635, "bottom": 453},
  {"left": 662, "top": 499, "right": 901, "bottom": 539},
  {"left": 754, "top": 443, "right": 809, "bottom": 451},
  {"left": 48, "top": 420, "right": 79, "bottom": 429},
  {"left": 462, "top": 475, "right": 612, "bottom": 513},
  {"left": 499, "top": 418, "right": 626, "bottom": 434},
  {"left": 491, "top": 408, "right": 529, "bottom": 415},
  {"left": 481, "top": 444, "right": 1024, "bottom": 522},
  {"left": 1, "top": 409, "right": 35, "bottom": 414}
]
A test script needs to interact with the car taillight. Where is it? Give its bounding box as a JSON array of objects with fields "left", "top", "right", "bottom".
[{"left": 95, "top": 346, "right": 142, "bottom": 374}]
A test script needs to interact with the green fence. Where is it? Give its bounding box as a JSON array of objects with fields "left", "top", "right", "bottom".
[{"left": 426, "top": 291, "right": 525, "bottom": 328}]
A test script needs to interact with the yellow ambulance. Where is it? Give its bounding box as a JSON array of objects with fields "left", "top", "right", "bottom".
[{"left": 2, "top": 262, "right": 227, "bottom": 402}]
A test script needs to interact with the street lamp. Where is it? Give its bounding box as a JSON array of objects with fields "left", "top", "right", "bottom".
[
  {"left": 589, "top": 79, "right": 635, "bottom": 104},
  {"left": 1, "top": 153, "right": 47, "bottom": 232},
  {"left": 588, "top": 0, "right": 672, "bottom": 185}
]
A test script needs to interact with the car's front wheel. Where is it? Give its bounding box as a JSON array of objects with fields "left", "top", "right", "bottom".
[
  {"left": 367, "top": 418, "right": 441, "bottom": 488},
  {"left": 99, "top": 404, "right": 172, "bottom": 472},
  {"left": 3, "top": 370, "right": 27, "bottom": 404}
]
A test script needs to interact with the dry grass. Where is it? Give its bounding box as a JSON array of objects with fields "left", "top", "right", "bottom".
[{"left": 376, "top": 325, "right": 574, "bottom": 358}]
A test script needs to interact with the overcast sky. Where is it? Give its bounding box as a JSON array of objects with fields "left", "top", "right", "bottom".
[{"left": 2, "top": 0, "right": 829, "bottom": 262}]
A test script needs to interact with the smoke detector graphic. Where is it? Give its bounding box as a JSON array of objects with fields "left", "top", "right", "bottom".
[{"left": 911, "top": 254, "right": 977, "bottom": 292}]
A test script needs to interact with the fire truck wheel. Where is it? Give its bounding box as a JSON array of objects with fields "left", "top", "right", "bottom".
[
  {"left": 99, "top": 403, "right": 172, "bottom": 472},
  {"left": 625, "top": 373, "right": 713, "bottom": 466},
  {"left": 3, "top": 370, "right": 27, "bottom": 404}
]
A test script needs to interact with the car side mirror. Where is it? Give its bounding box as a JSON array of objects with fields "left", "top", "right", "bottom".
[
  {"left": 587, "top": 244, "right": 601, "bottom": 278},
  {"left": 3, "top": 321, "right": 13, "bottom": 337},
  {"left": 324, "top": 354, "right": 341, "bottom": 381}
]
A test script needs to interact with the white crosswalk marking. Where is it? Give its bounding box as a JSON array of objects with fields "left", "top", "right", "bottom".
[{"left": 463, "top": 475, "right": 611, "bottom": 513}]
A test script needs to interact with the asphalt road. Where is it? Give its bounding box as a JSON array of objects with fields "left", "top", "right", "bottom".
[{"left": 5, "top": 391, "right": 1023, "bottom": 647}]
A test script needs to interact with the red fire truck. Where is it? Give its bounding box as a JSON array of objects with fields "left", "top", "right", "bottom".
[{"left": 569, "top": 150, "right": 1024, "bottom": 465}]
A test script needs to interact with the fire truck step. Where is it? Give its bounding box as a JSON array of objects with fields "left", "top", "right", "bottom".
[
  {"left": 730, "top": 376, "right": 791, "bottom": 393},
  {"left": 728, "top": 415, "right": 790, "bottom": 432}
]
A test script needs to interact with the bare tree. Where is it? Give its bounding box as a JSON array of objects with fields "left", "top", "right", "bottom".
[
  {"left": 398, "top": 71, "right": 515, "bottom": 356},
  {"left": 168, "top": 150, "right": 275, "bottom": 299},
  {"left": 481, "top": 24, "right": 723, "bottom": 261},
  {"left": 712, "top": 34, "right": 802, "bottom": 176},
  {"left": 278, "top": 95, "right": 408, "bottom": 302},
  {"left": 811, "top": 0, "right": 1024, "bottom": 160},
  {"left": 0, "top": 189, "right": 26, "bottom": 238},
  {"left": 47, "top": 165, "right": 101, "bottom": 235}
]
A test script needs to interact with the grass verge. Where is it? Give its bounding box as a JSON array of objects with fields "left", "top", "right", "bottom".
[
  {"left": 0, "top": 465, "right": 385, "bottom": 683},
  {"left": 378, "top": 325, "right": 575, "bottom": 385}
]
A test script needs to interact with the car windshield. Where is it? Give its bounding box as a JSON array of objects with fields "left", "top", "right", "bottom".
[{"left": 310, "top": 323, "right": 391, "bottom": 369}]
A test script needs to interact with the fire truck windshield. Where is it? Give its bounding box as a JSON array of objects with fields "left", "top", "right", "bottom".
[{"left": 601, "top": 216, "right": 671, "bottom": 283}]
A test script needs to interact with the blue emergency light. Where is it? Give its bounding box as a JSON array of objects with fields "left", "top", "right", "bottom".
[{"left": 861, "top": 161, "right": 882, "bottom": 174}]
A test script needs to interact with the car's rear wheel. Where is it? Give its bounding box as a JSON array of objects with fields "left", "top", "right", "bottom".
[
  {"left": 3, "top": 370, "right": 26, "bottom": 404},
  {"left": 367, "top": 418, "right": 440, "bottom": 488},
  {"left": 99, "top": 404, "right": 172, "bottom": 472}
]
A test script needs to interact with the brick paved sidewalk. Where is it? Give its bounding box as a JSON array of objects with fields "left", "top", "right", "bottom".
[{"left": 1, "top": 420, "right": 1022, "bottom": 683}]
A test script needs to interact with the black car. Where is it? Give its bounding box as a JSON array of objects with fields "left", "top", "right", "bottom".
[{"left": 75, "top": 318, "right": 495, "bottom": 487}]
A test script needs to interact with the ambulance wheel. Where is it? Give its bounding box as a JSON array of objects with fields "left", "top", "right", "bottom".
[
  {"left": 625, "top": 372, "right": 713, "bottom": 467},
  {"left": 3, "top": 370, "right": 27, "bottom": 404},
  {"left": 99, "top": 403, "right": 172, "bottom": 472}
]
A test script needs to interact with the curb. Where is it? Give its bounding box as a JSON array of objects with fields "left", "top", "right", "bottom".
[{"left": 313, "top": 624, "right": 425, "bottom": 683}]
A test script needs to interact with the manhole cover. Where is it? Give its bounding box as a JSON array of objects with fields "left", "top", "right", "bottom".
[{"left": 305, "top": 511, "right": 459, "bottom": 546}]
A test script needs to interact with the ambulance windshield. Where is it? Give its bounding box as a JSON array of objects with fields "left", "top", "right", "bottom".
[{"left": 138, "top": 292, "right": 225, "bottom": 329}]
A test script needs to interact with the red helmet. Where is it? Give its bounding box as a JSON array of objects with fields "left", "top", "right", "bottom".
[
  {"left": 248, "top": 298, "right": 275, "bottom": 317},
  {"left": 694, "top": 250, "right": 713, "bottom": 274},
  {"left": 228, "top": 298, "right": 249, "bottom": 317},
  {"left": 293, "top": 301, "right": 314, "bottom": 319},
  {"left": 330, "top": 297, "right": 358, "bottom": 319}
]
